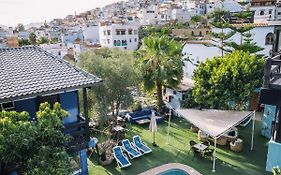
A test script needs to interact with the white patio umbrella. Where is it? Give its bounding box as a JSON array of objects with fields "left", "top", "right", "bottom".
[{"left": 149, "top": 111, "right": 158, "bottom": 147}]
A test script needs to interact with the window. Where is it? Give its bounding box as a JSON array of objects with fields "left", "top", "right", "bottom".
[
  {"left": 107, "top": 30, "right": 111, "bottom": 35},
  {"left": 191, "top": 31, "right": 194, "bottom": 36},
  {"left": 1, "top": 101, "right": 15, "bottom": 111},
  {"left": 116, "top": 29, "right": 126, "bottom": 35},
  {"left": 265, "top": 33, "right": 274, "bottom": 45},
  {"left": 260, "top": 10, "right": 265, "bottom": 16},
  {"left": 129, "top": 38, "right": 132, "bottom": 43},
  {"left": 103, "top": 30, "right": 106, "bottom": 35},
  {"left": 199, "top": 31, "right": 202, "bottom": 36},
  {"left": 206, "top": 31, "right": 209, "bottom": 35},
  {"left": 128, "top": 29, "right": 133, "bottom": 35},
  {"left": 269, "top": 9, "right": 273, "bottom": 15},
  {"left": 134, "top": 38, "right": 137, "bottom": 42},
  {"left": 36, "top": 94, "right": 60, "bottom": 110},
  {"left": 122, "top": 40, "right": 127, "bottom": 46},
  {"left": 107, "top": 39, "right": 110, "bottom": 44}
]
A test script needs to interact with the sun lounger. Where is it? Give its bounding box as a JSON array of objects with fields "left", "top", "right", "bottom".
[
  {"left": 132, "top": 135, "right": 152, "bottom": 154},
  {"left": 112, "top": 146, "right": 131, "bottom": 168},
  {"left": 122, "top": 139, "right": 142, "bottom": 159}
]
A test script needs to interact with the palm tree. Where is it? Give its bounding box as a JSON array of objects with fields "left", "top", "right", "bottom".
[{"left": 137, "top": 35, "right": 183, "bottom": 113}]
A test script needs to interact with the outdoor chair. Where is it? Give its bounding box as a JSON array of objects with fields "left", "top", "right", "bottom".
[
  {"left": 217, "top": 136, "right": 228, "bottom": 146},
  {"left": 121, "top": 139, "right": 142, "bottom": 159},
  {"left": 230, "top": 138, "right": 243, "bottom": 152},
  {"left": 191, "top": 147, "right": 202, "bottom": 160},
  {"left": 112, "top": 146, "right": 131, "bottom": 168},
  {"left": 204, "top": 148, "right": 214, "bottom": 160},
  {"left": 224, "top": 127, "right": 238, "bottom": 142},
  {"left": 198, "top": 130, "right": 209, "bottom": 142},
  {"left": 202, "top": 141, "right": 210, "bottom": 147},
  {"left": 188, "top": 140, "right": 197, "bottom": 153},
  {"left": 132, "top": 135, "right": 152, "bottom": 154}
]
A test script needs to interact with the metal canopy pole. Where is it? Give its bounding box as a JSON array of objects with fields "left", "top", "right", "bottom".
[
  {"left": 212, "top": 137, "right": 217, "bottom": 172},
  {"left": 166, "top": 107, "right": 172, "bottom": 144},
  {"left": 251, "top": 111, "right": 256, "bottom": 151}
]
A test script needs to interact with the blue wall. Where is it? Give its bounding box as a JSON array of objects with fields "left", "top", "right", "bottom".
[
  {"left": 60, "top": 91, "right": 79, "bottom": 125},
  {"left": 266, "top": 139, "right": 281, "bottom": 172},
  {"left": 15, "top": 98, "right": 37, "bottom": 119},
  {"left": 261, "top": 105, "right": 277, "bottom": 139},
  {"left": 13, "top": 91, "right": 79, "bottom": 125}
]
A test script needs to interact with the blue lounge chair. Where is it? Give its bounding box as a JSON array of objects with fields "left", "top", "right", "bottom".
[
  {"left": 132, "top": 135, "right": 152, "bottom": 154},
  {"left": 122, "top": 139, "right": 142, "bottom": 159},
  {"left": 112, "top": 146, "right": 131, "bottom": 168}
]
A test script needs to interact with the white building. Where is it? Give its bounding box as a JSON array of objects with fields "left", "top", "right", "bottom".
[
  {"left": 171, "top": 8, "right": 195, "bottom": 22},
  {"left": 182, "top": 23, "right": 277, "bottom": 78},
  {"left": 99, "top": 21, "right": 139, "bottom": 50},
  {"left": 206, "top": 0, "right": 243, "bottom": 14},
  {"left": 83, "top": 24, "right": 100, "bottom": 44},
  {"left": 164, "top": 77, "right": 194, "bottom": 109},
  {"left": 250, "top": 0, "right": 276, "bottom": 23},
  {"left": 39, "top": 43, "right": 83, "bottom": 61},
  {"left": 138, "top": 5, "right": 159, "bottom": 25}
]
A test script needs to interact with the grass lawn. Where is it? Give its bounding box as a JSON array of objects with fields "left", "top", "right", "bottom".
[{"left": 88, "top": 116, "right": 271, "bottom": 175}]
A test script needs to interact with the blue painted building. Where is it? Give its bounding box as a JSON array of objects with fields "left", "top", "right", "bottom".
[
  {"left": 260, "top": 57, "right": 281, "bottom": 172},
  {"left": 61, "top": 31, "right": 84, "bottom": 44},
  {"left": 0, "top": 46, "right": 102, "bottom": 174}
]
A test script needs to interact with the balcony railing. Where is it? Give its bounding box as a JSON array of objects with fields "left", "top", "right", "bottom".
[
  {"left": 263, "top": 55, "right": 281, "bottom": 90},
  {"left": 64, "top": 115, "right": 89, "bottom": 153}
]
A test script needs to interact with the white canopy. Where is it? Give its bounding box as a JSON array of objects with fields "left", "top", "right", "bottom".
[
  {"left": 176, "top": 109, "right": 254, "bottom": 138},
  {"left": 169, "top": 108, "right": 256, "bottom": 172}
]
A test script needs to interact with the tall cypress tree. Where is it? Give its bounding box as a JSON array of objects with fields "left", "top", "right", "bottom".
[
  {"left": 209, "top": 10, "right": 236, "bottom": 57},
  {"left": 227, "top": 11, "right": 264, "bottom": 54}
]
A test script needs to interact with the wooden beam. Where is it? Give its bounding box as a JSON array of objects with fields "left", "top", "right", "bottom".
[
  {"left": 83, "top": 88, "right": 90, "bottom": 142},
  {"left": 263, "top": 59, "right": 272, "bottom": 88}
]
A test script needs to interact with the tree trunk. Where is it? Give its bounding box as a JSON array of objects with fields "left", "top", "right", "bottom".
[{"left": 156, "top": 81, "right": 164, "bottom": 113}]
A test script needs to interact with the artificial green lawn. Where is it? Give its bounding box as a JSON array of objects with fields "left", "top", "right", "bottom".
[{"left": 88, "top": 116, "right": 271, "bottom": 175}]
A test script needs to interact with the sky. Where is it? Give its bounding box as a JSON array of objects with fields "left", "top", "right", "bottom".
[{"left": 0, "top": 0, "right": 122, "bottom": 27}]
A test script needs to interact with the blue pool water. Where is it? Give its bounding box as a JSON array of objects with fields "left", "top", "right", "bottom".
[{"left": 157, "top": 168, "right": 189, "bottom": 175}]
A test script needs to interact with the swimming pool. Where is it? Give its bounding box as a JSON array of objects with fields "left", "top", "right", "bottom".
[
  {"left": 138, "top": 163, "right": 202, "bottom": 175},
  {"left": 158, "top": 168, "right": 189, "bottom": 175}
]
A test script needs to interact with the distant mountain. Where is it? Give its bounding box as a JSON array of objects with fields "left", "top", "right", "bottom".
[{"left": 24, "top": 22, "right": 45, "bottom": 29}]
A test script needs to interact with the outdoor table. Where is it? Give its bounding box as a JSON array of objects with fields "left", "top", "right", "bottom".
[
  {"left": 136, "top": 118, "right": 150, "bottom": 124},
  {"left": 193, "top": 143, "right": 208, "bottom": 151},
  {"left": 112, "top": 125, "right": 125, "bottom": 132}
]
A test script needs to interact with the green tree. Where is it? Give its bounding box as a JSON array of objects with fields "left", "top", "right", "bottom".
[
  {"left": 0, "top": 102, "right": 72, "bottom": 174},
  {"left": 190, "top": 15, "right": 204, "bottom": 24},
  {"left": 29, "top": 32, "right": 37, "bottom": 45},
  {"left": 209, "top": 10, "right": 236, "bottom": 57},
  {"left": 192, "top": 50, "right": 265, "bottom": 109},
  {"left": 227, "top": 11, "right": 264, "bottom": 54},
  {"left": 50, "top": 37, "right": 59, "bottom": 44},
  {"left": 19, "top": 39, "right": 31, "bottom": 46},
  {"left": 273, "top": 167, "right": 281, "bottom": 175},
  {"left": 137, "top": 35, "right": 184, "bottom": 112},
  {"left": 79, "top": 48, "right": 139, "bottom": 122},
  {"left": 37, "top": 37, "right": 49, "bottom": 44}
]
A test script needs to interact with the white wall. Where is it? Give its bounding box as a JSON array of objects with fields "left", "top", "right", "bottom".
[
  {"left": 83, "top": 25, "right": 99, "bottom": 44},
  {"left": 182, "top": 26, "right": 274, "bottom": 78},
  {"left": 250, "top": 6, "right": 275, "bottom": 23}
]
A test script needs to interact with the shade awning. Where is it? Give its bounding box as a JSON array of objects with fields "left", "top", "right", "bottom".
[{"left": 176, "top": 109, "right": 254, "bottom": 138}]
